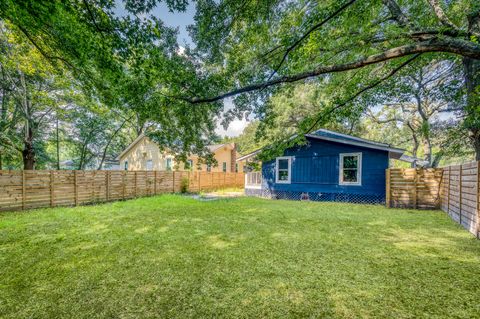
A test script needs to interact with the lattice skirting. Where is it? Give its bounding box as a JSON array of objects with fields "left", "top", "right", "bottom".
[{"left": 245, "top": 188, "right": 385, "bottom": 205}]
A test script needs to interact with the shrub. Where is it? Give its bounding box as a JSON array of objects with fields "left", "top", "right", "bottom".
[{"left": 180, "top": 177, "right": 189, "bottom": 193}]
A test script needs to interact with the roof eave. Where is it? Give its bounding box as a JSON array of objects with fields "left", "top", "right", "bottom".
[
  {"left": 115, "top": 134, "right": 146, "bottom": 160},
  {"left": 304, "top": 134, "right": 405, "bottom": 156}
]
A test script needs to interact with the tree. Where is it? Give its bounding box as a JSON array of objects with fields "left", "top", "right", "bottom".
[
  {"left": 367, "top": 60, "right": 463, "bottom": 167},
  {"left": 0, "top": 24, "right": 72, "bottom": 169},
  {"left": 187, "top": 0, "right": 480, "bottom": 158},
  {"left": 2, "top": 0, "right": 480, "bottom": 161}
]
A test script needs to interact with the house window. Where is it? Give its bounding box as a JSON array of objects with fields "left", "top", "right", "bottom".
[
  {"left": 235, "top": 163, "right": 238, "bottom": 173},
  {"left": 207, "top": 164, "right": 211, "bottom": 172},
  {"left": 124, "top": 161, "right": 128, "bottom": 171},
  {"left": 166, "top": 158, "right": 172, "bottom": 171},
  {"left": 146, "top": 159, "right": 153, "bottom": 171},
  {"left": 185, "top": 159, "right": 193, "bottom": 170},
  {"left": 222, "top": 162, "right": 227, "bottom": 172},
  {"left": 339, "top": 153, "right": 362, "bottom": 185},
  {"left": 275, "top": 156, "right": 292, "bottom": 184}
]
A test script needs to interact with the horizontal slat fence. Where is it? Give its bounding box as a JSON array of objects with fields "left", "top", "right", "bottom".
[
  {"left": 387, "top": 168, "right": 443, "bottom": 209},
  {"left": 387, "top": 163, "right": 480, "bottom": 238},
  {"left": 0, "top": 170, "right": 244, "bottom": 212},
  {"left": 439, "top": 162, "right": 479, "bottom": 237}
]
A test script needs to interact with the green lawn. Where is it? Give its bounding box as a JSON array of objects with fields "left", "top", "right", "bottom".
[{"left": 1, "top": 195, "right": 480, "bottom": 318}]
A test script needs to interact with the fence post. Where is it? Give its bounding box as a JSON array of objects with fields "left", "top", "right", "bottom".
[
  {"left": 458, "top": 165, "right": 463, "bottom": 224},
  {"left": 459, "top": 164, "right": 463, "bottom": 225},
  {"left": 447, "top": 166, "right": 451, "bottom": 213},
  {"left": 134, "top": 171, "right": 137, "bottom": 197},
  {"left": 198, "top": 172, "right": 201, "bottom": 191},
  {"left": 172, "top": 171, "right": 175, "bottom": 193},
  {"left": 22, "top": 170, "right": 26, "bottom": 210},
  {"left": 91, "top": 171, "right": 95, "bottom": 202},
  {"left": 154, "top": 171, "right": 157, "bottom": 194},
  {"left": 413, "top": 168, "right": 417, "bottom": 209},
  {"left": 386, "top": 169, "right": 390, "bottom": 208},
  {"left": 50, "top": 170, "right": 54, "bottom": 207},
  {"left": 74, "top": 170, "right": 78, "bottom": 206},
  {"left": 122, "top": 171, "right": 126, "bottom": 199},
  {"left": 476, "top": 161, "right": 480, "bottom": 239},
  {"left": 106, "top": 171, "right": 110, "bottom": 201}
]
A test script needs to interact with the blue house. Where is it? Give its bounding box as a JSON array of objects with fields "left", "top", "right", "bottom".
[{"left": 239, "top": 129, "right": 406, "bottom": 204}]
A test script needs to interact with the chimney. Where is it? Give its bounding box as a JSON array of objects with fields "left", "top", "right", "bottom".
[{"left": 230, "top": 143, "right": 236, "bottom": 172}]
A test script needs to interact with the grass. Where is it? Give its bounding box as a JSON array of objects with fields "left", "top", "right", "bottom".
[{"left": 1, "top": 195, "right": 480, "bottom": 318}]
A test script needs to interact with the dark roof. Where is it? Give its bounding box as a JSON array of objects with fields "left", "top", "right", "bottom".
[
  {"left": 237, "top": 129, "right": 405, "bottom": 161},
  {"left": 306, "top": 129, "right": 405, "bottom": 158}
]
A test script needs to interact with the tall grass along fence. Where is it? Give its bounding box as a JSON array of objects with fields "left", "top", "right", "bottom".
[
  {"left": 387, "top": 162, "right": 480, "bottom": 238},
  {"left": 0, "top": 170, "right": 245, "bottom": 212}
]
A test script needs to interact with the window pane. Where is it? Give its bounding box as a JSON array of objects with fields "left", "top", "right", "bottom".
[
  {"left": 278, "top": 159, "right": 288, "bottom": 170},
  {"left": 278, "top": 170, "right": 289, "bottom": 181},
  {"left": 343, "top": 169, "right": 358, "bottom": 182},
  {"left": 343, "top": 156, "right": 358, "bottom": 169}
]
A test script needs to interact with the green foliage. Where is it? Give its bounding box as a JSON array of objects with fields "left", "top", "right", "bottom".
[{"left": 180, "top": 177, "right": 189, "bottom": 193}]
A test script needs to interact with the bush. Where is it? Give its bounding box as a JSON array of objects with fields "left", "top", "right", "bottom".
[{"left": 180, "top": 177, "right": 189, "bottom": 193}]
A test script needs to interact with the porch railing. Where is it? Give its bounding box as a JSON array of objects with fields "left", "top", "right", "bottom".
[{"left": 245, "top": 171, "right": 262, "bottom": 188}]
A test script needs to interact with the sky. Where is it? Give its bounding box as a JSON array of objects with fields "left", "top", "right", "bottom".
[{"left": 115, "top": 1, "right": 249, "bottom": 137}]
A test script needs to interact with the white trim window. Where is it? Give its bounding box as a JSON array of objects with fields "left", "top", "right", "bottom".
[
  {"left": 339, "top": 152, "right": 362, "bottom": 185},
  {"left": 275, "top": 156, "right": 292, "bottom": 184}
]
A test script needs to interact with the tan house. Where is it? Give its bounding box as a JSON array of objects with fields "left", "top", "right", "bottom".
[{"left": 116, "top": 135, "right": 246, "bottom": 172}]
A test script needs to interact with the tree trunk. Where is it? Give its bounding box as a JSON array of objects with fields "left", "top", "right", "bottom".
[
  {"left": 422, "top": 137, "right": 432, "bottom": 167},
  {"left": 407, "top": 122, "right": 419, "bottom": 168},
  {"left": 0, "top": 151, "right": 2, "bottom": 170},
  {"left": 23, "top": 135, "right": 35, "bottom": 170},
  {"left": 98, "top": 118, "right": 128, "bottom": 170},
  {"left": 411, "top": 139, "right": 419, "bottom": 168},
  {"left": 463, "top": 11, "right": 480, "bottom": 160}
]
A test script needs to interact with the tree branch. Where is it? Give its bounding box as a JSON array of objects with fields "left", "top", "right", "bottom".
[
  {"left": 304, "top": 53, "right": 421, "bottom": 133},
  {"left": 82, "top": 0, "right": 107, "bottom": 37},
  {"left": 427, "top": 0, "right": 460, "bottom": 31},
  {"left": 266, "top": 0, "right": 358, "bottom": 80},
  {"left": 186, "top": 38, "right": 480, "bottom": 104},
  {"left": 382, "top": 0, "right": 412, "bottom": 28},
  {"left": 16, "top": 25, "right": 77, "bottom": 70}
]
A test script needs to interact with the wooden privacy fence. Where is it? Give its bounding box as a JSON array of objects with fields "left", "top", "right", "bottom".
[
  {"left": 387, "top": 162, "right": 480, "bottom": 238},
  {"left": 386, "top": 168, "right": 443, "bottom": 209},
  {"left": 0, "top": 170, "right": 245, "bottom": 212},
  {"left": 440, "top": 162, "right": 479, "bottom": 237}
]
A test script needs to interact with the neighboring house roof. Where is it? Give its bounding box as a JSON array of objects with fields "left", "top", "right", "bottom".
[
  {"left": 115, "top": 134, "right": 236, "bottom": 160},
  {"left": 115, "top": 134, "right": 146, "bottom": 160},
  {"left": 398, "top": 154, "right": 430, "bottom": 166},
  {"left": 207, "top": 143, "right": 235, "bottom": 153},
  {"left": 237, "top": 129, "right": 406, "bottom": 161}
]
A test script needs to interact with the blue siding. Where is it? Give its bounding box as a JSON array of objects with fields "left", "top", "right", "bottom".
[{"left": 261, "top": 137, "right": 388, "bottom": 197}]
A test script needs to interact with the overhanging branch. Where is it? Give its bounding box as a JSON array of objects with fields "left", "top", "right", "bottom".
[{"left": 186, "top": 38, "right": 480, "bottom": 104}]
